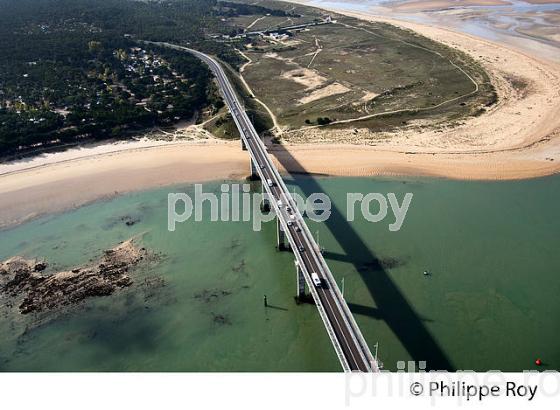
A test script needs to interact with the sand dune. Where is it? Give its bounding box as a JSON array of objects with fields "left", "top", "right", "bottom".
[{"left": 282, "top": 1, "right": 560, "bottom": 167}]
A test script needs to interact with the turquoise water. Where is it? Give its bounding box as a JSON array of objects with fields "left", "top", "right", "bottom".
[{"left": 1, "top": 175, "right": 559, "bottom": 371}]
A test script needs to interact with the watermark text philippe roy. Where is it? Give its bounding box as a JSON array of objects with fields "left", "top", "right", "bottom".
[{"left": 168, "top": 183, "right": 413, "bottom": 232}]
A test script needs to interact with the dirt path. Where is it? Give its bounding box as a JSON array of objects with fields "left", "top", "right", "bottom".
[
  {"left": 279, "top": 1, "right": 560, "bottom": 165},
  {"left": 237, "top": 49, "right": 283, "bottom": 134},
  {"left": 307, "top": 36, "right": 322, "bottom": 68},
  {"left": 246, "top": 16, "right": 266, "bottom": 30}
]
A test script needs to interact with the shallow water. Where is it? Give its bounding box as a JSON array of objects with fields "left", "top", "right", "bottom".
[
  {"left": 305, "top": 0, "right": 560, "bottom": 62},
  {"left": 0, "top": 175, "right": 558, "bottom": 371}
]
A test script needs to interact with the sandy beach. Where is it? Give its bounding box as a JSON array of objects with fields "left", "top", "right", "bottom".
[
  {"left": 1, "top": 1, "right": 560, "bottom": 228},
  {"left": 390, "top": 0, "right": 511, "bottom": 12},
  {"left": 0, "top": 141, "right": 248, "bottom": 229},
  {"left": 1, "top": 136, "right": 558, "bottom": 229},
  {"left": 524, "top": 0, "right": 560, "bottom": 4}
]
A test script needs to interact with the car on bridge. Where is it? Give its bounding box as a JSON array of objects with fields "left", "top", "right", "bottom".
[{"left": 311, "top": 272, "right": 322, "bottom": 287}]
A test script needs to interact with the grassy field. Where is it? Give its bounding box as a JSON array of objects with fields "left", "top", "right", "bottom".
[
  {"left": 218, "top": 0, "right": 496, "bottom": 135},
  {"left": 230, "top": 14, "right": 309, "bottom": 32},
  {"left": 203, "top": 60, "right": 273, "bottom": 140}
]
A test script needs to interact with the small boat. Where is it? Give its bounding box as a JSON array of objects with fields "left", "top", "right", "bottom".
[{"left": 423, "top": 270, "right": 430, "bottom": 276}]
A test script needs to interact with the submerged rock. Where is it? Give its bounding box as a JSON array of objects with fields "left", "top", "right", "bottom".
[
  {"left": 211, "top": 313, "right": 231, "bottom": 326},
  {"left": 0, "top": 239, "right": 150, "bottom": 314},
  {"left": 194, "top": 288, "right": 232, "bottom": 303},
  {"left": 122, "top": 215, "right": 141, "bottom": 227}
]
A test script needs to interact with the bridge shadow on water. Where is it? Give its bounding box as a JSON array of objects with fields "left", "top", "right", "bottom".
[{"left": 270, "top": 143, "right": 454, "bottom": 371}]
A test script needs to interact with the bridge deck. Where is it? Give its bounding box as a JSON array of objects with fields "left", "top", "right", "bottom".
[{"left": 154, "top": 42, "right": 379, "bottom": 372}]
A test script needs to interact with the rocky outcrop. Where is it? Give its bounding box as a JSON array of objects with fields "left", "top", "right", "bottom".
[{"left": 0, "top": 239, "right": 149, "bottom": 314}]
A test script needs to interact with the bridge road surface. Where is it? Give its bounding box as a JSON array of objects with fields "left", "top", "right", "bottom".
[{"left": 152, "top": 42, "right": 379, "bottom": 372}]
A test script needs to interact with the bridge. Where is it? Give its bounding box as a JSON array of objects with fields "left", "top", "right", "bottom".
[{"left": 153, "top": 42, "right": 380, "bottom": 372}]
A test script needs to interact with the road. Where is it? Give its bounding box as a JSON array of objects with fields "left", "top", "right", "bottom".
[{"left": 153, "top": 42, "right": 378, "bottom": 372}]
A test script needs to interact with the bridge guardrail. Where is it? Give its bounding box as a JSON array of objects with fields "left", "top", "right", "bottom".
[{"left": 153, "top": 41, "right": 377, "bottom": 372}]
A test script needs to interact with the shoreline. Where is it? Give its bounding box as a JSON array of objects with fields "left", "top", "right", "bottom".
[
  {"left": 282, "top": 1, "right": 560, "bottom": 151},
  {"left": 278, "top": 1, "right": 560, "bottom": 166},
  {"left": 2, "top": 3, "right": 560, "bottom": 228},
  {"left": 1, "top": 138, "right": 558, "bottom": 230},
  {"left": 272, "top": 143, "right": 560, "bottom": 181},
  {"left": 0, "top": 141, "right": 248, "bottom": 230}
]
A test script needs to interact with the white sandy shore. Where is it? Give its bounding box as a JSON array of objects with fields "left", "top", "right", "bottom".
[
  {"left": 1, "top": 137, "right": 558, "bottom": 229},
  {"left": 1, "top": 3, "right": 560, "bottom": 228},
  {"left": 0, "top": 141, "right": 248, "bottom": 229},
  {"left": 0, "top": 137, "right": 186, "bottom": 176},
  {"left": 390, "top": 0, "right": 511, "bottom": 12}
]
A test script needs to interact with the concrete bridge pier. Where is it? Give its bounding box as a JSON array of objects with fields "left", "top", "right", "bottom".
[
  {"left": 260, "top": 184, "right": 271, "bottom": 212},
  {"left": 295, "top": 261, "right": 306, "bottom": 299},
  {"left": 276, "top": 217, "right": 287, "bottom": 251},
  {"left": 249, "top": 158, "right": 259, "bottom": 180},
  {"left": 241, "top": 138, "right": 247, "bottom": 151}
]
